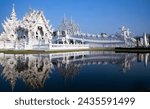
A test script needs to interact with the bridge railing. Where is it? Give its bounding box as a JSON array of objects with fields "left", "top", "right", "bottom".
[{"left": 49, "top": 44, "right": 89, "bottom": 50}]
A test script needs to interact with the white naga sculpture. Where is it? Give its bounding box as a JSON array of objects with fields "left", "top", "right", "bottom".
[
  {"left": 121, "top": 26, "right": 131, "bottom": 38},
  {"left": 120, "top": 26, "right": 136, "bottom": 46}
]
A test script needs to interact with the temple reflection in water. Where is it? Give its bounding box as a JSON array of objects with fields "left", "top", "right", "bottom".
[{"left": 0, "top": 51, "right": 149, "bottom": 91}]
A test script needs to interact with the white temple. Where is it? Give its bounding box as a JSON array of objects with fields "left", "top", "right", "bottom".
[
  {"left": 0, "top": 4, "right": 137, "bottom": 50},
  {"left": 0, "top": 4, "right": 54, "bottom": 50}
]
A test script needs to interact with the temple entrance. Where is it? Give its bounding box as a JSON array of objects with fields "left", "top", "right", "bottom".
[
  {"left": 38, "top": 26, "right": 44, "bottom": 36},
  {"left": 36, "top": 26, "right": 44, "bottom": 39},
  {"left": 36, "top": 26, "right": 45, "bottom": 44}
]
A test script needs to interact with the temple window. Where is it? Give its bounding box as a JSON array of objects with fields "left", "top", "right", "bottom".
[{"left": 45, "top": 33, "right": 47, "bottom": 37}]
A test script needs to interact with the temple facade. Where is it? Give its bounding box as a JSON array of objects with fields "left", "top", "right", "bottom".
[
  {"left": 19, "top": 10, "right": 53, "bottom": 44},
  {"left": 0, "top": 4, "right": 54, "bottom": 50}
]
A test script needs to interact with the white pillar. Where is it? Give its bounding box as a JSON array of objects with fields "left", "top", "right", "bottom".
[{"left": 144, "top": 32, "right": 148, "bottom": 47}]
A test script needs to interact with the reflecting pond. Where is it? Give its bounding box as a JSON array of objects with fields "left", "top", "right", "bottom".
[{"left": 0, "top": 51, "right": 150, "bottom": 92}]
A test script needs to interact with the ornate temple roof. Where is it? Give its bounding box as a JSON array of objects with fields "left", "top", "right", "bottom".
[{"left": 22, "top": 9, "right": 53, "bottom": 33}]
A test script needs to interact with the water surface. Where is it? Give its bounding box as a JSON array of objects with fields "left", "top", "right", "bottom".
[{"left": 0, "top": 51, "right": 150, "bottom": 92}]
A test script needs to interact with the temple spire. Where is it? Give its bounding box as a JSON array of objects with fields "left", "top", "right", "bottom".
[
  {"left": 70, "top": 16, "right": 73, "bottom": 24},
  {"left": 63, "top": 14, "right": 67, "bottom": 24},
  {"left": 10, "top": 3, "right": 17, "bottom": 20}
]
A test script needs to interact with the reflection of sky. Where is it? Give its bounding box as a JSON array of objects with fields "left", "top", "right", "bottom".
[
  {"left": 0, "top": 0, "right": 150, "bottom": 35},
  {"left": 0, "top": 52, "right": 149, "bottom": 92}
]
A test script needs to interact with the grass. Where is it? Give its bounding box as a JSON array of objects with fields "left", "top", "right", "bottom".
[
  {"left": 0, "top": 48, "right": 115, "bottom": 54},
  {"left": 1, "top": 47, "right": 149, "bottom": 54}
]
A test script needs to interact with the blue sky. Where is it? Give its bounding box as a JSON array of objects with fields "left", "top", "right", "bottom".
[{"left": 0, "top": 0, "right": 150, "bottom": 35}]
